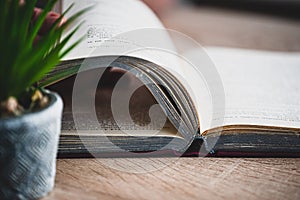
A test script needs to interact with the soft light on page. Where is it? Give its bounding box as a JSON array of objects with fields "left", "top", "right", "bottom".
[{"left": 206, "top": 47, "right": 300, "bottom": 129}]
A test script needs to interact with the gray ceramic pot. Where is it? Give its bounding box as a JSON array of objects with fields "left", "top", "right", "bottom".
[{"left": 0, "top": 91, "right": 63, "bottom": 200}]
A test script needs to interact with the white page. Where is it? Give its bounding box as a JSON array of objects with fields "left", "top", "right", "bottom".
[
  {"left": 204, "top": 47, "right": 300, "bottom": 130},
  {"left": 62, "top": 0, "right": 162, "bottom": 58},
  {"left": 61, "top": 0, "right": 182, "bottom": 73},
  {"left": 60, "top": 0, "right": 193, "bottom": 136},
  {"left": 60, "top": 1, "right": 300, "bottom": 132}
]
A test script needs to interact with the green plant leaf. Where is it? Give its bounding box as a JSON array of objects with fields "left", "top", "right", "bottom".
[
  {"left": 39, "top": 65, "right": 81, "bottom": 87},
  {"left": 0, "top": 0, "right": 90, "bottom": 101}
]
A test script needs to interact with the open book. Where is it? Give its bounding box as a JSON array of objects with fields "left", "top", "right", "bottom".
[{"left": 45, "top": 0, "right": 300, "bottom": 157}]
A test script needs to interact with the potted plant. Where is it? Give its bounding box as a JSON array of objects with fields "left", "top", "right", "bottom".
[{"left": 0, "top": 0, "right": 86, "bottom": 199}]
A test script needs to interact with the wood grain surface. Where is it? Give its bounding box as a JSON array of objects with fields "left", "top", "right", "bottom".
[
  {"left": 43, "top": 158, "right": 300, "bottom": 200},
  {"left": 42, "top": 4, "right": 300, "bottom": 200}
]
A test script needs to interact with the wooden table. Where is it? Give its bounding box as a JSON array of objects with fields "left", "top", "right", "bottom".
[{"left": 43, "top": 5, "right": 300, "bottom": 200}]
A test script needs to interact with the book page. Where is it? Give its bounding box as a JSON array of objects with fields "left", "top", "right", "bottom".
[
  {"left": 205, "top": 47, "right": 300, "bottom": 130},
  {"left": 61, "top": 0, "right": 181, "bottom": 73},
  {"left": 62, "top": 0, "right": 161, "bottom": 57}
]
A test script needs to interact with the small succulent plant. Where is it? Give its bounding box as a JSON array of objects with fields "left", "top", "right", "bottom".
[{"left": 0, "top": 0, "right": 87, "bottom": 117}]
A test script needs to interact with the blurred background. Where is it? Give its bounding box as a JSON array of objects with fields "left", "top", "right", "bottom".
[
  {"left": 143, "top": 0, "right": 300, "bottom": 19},
  {"left": 141, "top": 0, "right": 300, "bottom": 51}
]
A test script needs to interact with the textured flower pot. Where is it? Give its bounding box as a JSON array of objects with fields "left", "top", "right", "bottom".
[{"left": 0, "top": 91, "right": 63, "bottom": 200}]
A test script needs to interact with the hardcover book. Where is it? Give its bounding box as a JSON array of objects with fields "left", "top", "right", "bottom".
[{"left": 44, "top": 0, "right": 300, "bottom": 157}]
